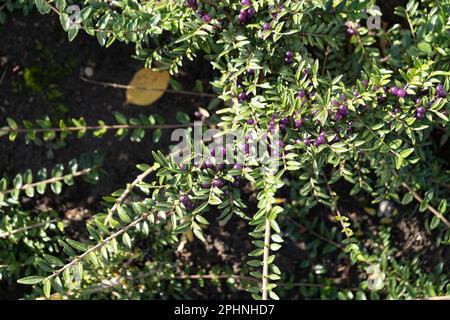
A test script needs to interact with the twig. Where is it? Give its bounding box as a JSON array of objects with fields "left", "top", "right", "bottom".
[
  {"left": 80, "top": 76, "right": 218, "bottom": 98},
  {"left": 46, "top": 211, "right": 153, "bottom": 282},
  {"left": 0, "top": 123, "right": 195, "bottom": 135},
  {"left": 285, "top": 216, "right": 344, "bottom": 249},
  {"left": 0, "top": 68, "right": 6, "bottom": 88},
  {"left": 0, "top": 167, "right": 95, "bottom": 196},
  {"left": 104, "top": 163, "right": 159, "bottom": 224},
  {"left": 401, "top": 182, "right": 450, "bottom": 229},
  {"left": 0, "top": 218, "right": 61, "bottom": 239},
  {"left": 405, "top": 8, "right": 416, "bottom": 39},
  {"left": 261, "top": 217, "right": 271, "bottom": 300}
]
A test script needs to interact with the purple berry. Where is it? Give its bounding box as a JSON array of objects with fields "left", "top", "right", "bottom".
[
  {"left": 241, "top": 0, "right": 250, "bottom": 5},
  {"left": 396, "top": 88, "right": 406, "bottom": 98},
  {"left": 204, "top": 159, "right": 214, "bottom": 169},
  {"left": 390, "top": 86, "right": 399, "bottom": 96},
  {"left": 303, "top": 138, "right": 311, "bottom": 146},
  {"left": 180, "top": 195, "right": 190, "bottom": 205},
  {"left": 297, "top": 90, "right": 306, "bottom": 99},
  {"left": 286, "top": 51, "right": 294, "bottom": 59},
  {"left": 248, "top": 7, "right": 256, "bottom": 17},
  {"left": 334, "top": 112, "right": 343, "bottom": 121},
  {"left": 212, "top": 179, "right": 224, "bottom": 188},
  {"left": 247, "top": 119, "right": 255, "bottom": 125},
  {"left": 417, "top": 107, "right": 426, "bottom": 114},
  {"left": 238, "top": 92, "right": 247, "bottom": 102},
  {"left": 233, "top": 163, "right": 243, "bottom": 170},
  {"left": 263, "top": 23, "right": 271, "bottom": 31},
  {"left": 219, "top": 146, "right": 227, "bottom": 157},
  {"left": 338, "top": 105, "right": 348, "bottom": 116},
  {"left": 238, "top": 11, "right": 248, "bottom": 23},
  {"left": 416, "top": 112, "right": 425, "bottom": 120},
  {"left": 437, "top": 84, "right": 446, "bottom": 97},
  {"left": 202, "top": 14, "right": 212, "bottom": 23},
  {"left": 314, "top": 135, "right": 327, "bottom": 147},
  {"left": 294, "top": 119, "right": 304, "bottom": 129},
  {"left": 415, "top": 98, "right": 422, "bottom": 105},
  {"left": 201, "top": 182, "right": 211, "bottom": 189}
]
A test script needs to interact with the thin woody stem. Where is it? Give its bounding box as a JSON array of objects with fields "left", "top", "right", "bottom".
[
  {"left": 46, "top": 211, "right": 153, "bottom": 282},
  {"left": 0, "top": 218, "right": 61, "bottom": 239},
  {"left": 261, "top": 217, "right": 271, "bottom": 300},
  {"left": 79, "top": 76, "right": 218, "bottom": 98},
  {"left": 0, "top": 167, "right": 95, "bottom": 196},
  {"left": 401, "top": 182, "right": 450, "bottom": 228},
  {"left": 0, "top": 123, "right": 195, "bottom": 134},
  {"left": 104, "top": 163, "right": 160, "bottom": 225}
]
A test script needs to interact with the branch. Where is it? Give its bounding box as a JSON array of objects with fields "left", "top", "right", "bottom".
[
  {"left": 46, "top": 211, "right": 153, "bottom": 282},
  {"left": 0, "top": 123, "right": 196, "bottom": 135},
  {"left": 104, "top": 163, "right": 160, "bottom": 225},
  {"left": 261, "top": 217, "right": 271, "bottom": 300},
  {"left": 401, "top": 182, "right": 450, "bottom": 229},
  {"left": 0, "top": 167, "right": 95, "bottom": 196},
  {"left": 80, "top": 76, "right": 218, "bottom": 98},
  {"left": 0, "top": 218, "right": 61, "bottom": 239}
]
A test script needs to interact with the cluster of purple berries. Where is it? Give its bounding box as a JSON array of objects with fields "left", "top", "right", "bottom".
[
  {"left": 238, "top": 0, "right": 256, "bottom": 24},
  {"left": 262, "top": 3, "right": 283, "bottom": 31},
  {"left": 180, "top": 194, "right": 196, "bottom": 211},
  {"left": 285, "top": 51, "right": 294, "bottom": 64},
  {"left": 344, "top": 21, "right": 360, "bottom": 36},
  {"left": 186, "top": 0, "right": 212, "bottom": 23},
  {"left": 390, "top": 86, "right": 407, "bottom": 98}
]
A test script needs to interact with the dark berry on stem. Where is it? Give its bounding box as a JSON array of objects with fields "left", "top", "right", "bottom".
[
  {"left": 202, "top": 14, "right": 212, "bottom": 23},
  {"left": 212, "top": 179, "right": 224, "bottom": 188},
  {"left": 314, "top": 135, "right": 326, "bottom": 147},
  {"left": 397, "top": 88, "right": 406, "bottom": 98}
]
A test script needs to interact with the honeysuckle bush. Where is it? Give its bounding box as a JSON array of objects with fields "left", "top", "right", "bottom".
[{"left": 1, "top": 0, "right": 450, "bottom": 299}]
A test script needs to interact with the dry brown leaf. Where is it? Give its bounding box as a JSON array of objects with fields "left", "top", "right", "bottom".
[{"left": 126, "top": 68, "right": 170, "bottom": 106}]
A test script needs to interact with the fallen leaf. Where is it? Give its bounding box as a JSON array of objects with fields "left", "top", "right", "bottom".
[{"left": 126, "top": 68, "right": 170, "bottom": 106}]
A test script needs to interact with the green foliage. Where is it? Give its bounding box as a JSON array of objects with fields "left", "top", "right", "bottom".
[{"left": 0, "top": 0, "right": 449, "bottom": 300}]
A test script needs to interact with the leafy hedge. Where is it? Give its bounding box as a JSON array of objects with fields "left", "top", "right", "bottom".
[{"left": 1, "top": 0, "right": 450, "bottom": 300}]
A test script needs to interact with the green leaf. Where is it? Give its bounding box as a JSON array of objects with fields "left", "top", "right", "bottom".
[
  {"left": 195, "top": 215, "right": 209, "bottom": 225},
  {"left": 66, "top": 238, "right": 89, "bottom": 252},
  {"left": 43, "top": 279, "right": 51, "bottom": 298},
  {"left": 193, "top": 228, "right": 206, "bottom": 242},
  {"left": 418, "top": 42, "right": 432, "bottom": 54},
  {"left": 43, "top": 254, "right": 64, "bottom": 267},
  {"left": 122, "top": 232, "right": 132, "bottom": 248},
  {"left": 430, "top": 216, "right": 440, "bottom": 230},
  {"left": 17, "top": 276, "right": 45, "bottom": 285},
  {"left": 68, "top": 27, "right": 79, "bottom": 42}
]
